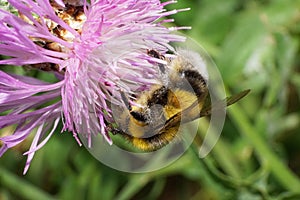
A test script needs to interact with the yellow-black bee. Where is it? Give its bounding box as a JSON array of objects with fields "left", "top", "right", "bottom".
[{"left": 110, "top": 49, "right": 250, "bottom": 151}]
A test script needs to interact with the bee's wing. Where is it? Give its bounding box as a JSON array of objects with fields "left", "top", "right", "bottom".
[
  {"left": 200, "top": 89, "right": 251, "bottom": 117},
  {"left": 160, "top": 89, "right": 251, "bottom": 132},
  {"left": 225, "top": 89, "right": 251, "bottom": 106}
]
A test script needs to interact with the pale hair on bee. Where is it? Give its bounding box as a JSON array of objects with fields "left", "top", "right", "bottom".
[
  {"left": 171, "top": 49, "right": 208, "bottom": 81},
  {"left": 109, "top": 49, "right": 250, "bottom": 151}
]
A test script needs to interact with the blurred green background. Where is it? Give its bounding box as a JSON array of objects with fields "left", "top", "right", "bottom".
[{"left": 1, "top": 0, "right": 300, "bottom": 199}]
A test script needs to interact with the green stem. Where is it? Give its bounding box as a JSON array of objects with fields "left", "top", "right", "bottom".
[
  {"left": 0, "top": 167, "right": 56, "bottom": 200},
  {"left": 229, "top": 104, "right": 300, "bottom": 192},
  {"left": 197, "top": 119, "right": 243, "bottom": 178}
]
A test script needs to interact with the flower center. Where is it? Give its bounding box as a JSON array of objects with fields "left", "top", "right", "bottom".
[{"left": 20, "top": 2, "right": 87, "bottom": 73}]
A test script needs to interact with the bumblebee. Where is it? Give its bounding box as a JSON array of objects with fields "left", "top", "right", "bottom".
[{"left": 110, "top": 49, "right": 250, "bottom": 151}]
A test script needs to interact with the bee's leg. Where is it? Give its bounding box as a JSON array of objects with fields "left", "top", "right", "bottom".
[
  {"left": 110, "top": 127, "right": 124, "bottom": 135},
  {"left": 120, "top": 91, "right": 132, "bottom": 111},
  {"left": 106, "top": 123, "right": 126, "bottom": 136},
  {"left": 157, "top": 62, "right": 166, "bottom": 74},
  {"left": 147, "top": 49, "right": 166, "bottom": 74}
]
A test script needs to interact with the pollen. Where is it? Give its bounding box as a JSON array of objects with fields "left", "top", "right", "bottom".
[{"left": 51, "top": 2, "right": 86, "bottom": 40}]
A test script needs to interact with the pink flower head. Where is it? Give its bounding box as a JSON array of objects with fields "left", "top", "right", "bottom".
[{"left": 0, "top": 0, "right": 189, "bottom": 174}]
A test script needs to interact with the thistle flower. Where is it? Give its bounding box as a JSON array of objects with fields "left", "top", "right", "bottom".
[{"left": 0, "top": 0, "right": 189, "bottom": 174}]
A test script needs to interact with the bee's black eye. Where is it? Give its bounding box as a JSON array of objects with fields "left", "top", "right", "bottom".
[
  {"left": 179, "top": 71, "right": 185, "bottom": 78},
  {"left": 130, "top": 111, "right": 148, "bottom": 123}
]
